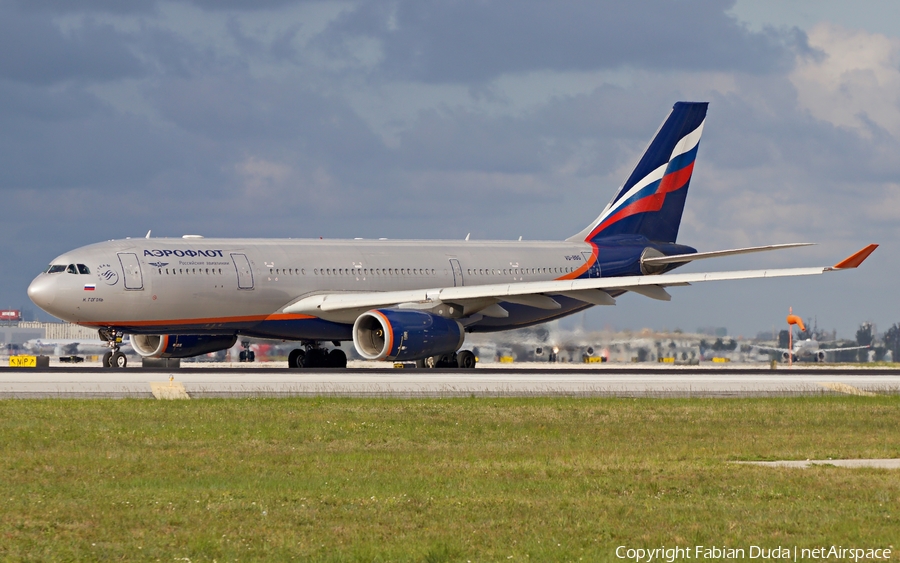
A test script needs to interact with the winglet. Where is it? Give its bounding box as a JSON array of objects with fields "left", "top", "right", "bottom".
[{"left": 832, "top": 244, "right": 878, "bottom": 269}]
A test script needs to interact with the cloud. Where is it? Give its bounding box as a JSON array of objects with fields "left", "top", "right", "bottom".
[
  {"left": 0, "top": 1, "right": 895, "bottom": 335},
  {"left": 10, "top": 0, "right": 156, "bottom": 15},
  {"left": 791, "top": 23, "right": 900, "bottom": 138},
  {"left": 10, "top": 0, "right": 318, "bottom": 14},
  {"left": 0, "top": 5, "right": 145, "bottom": 85},
  {"left": 323, "top": 0, "right": 804, "bottom": 83}
]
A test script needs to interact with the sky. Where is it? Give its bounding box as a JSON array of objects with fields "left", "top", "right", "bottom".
[{"left": 1, "top": 0, "right": 897, "bottom": 339}]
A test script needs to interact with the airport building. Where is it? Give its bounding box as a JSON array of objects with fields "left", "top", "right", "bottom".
[{"left": 1, "top": 321, "right": 100, "bottom": 351}]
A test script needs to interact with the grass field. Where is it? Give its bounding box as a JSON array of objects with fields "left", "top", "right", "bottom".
[{"left": 0, "top": 396, "right": 898, "bottom": 561}]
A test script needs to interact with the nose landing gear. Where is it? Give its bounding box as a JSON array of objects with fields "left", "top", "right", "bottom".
[{"left": 99, "top": 328, "right": 127, "bottom": 368}]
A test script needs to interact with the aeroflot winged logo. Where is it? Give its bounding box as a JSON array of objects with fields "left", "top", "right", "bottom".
[
  {"left": 97, "top": 264, "right": 119, "bottom": 286},
  {"left": 143, "top": 249, "right": 225, "bottom": 258}
]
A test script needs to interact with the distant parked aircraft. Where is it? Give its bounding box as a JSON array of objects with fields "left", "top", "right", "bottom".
[
  {"left": 754, "top": 309, "right": 869, "bottom": 362},
  {"left": 755, "top": 338, "right": 869, "bottom": 363}
]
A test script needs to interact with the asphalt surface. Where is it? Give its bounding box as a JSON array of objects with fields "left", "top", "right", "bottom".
[{"left": 1, "top": 363, "right": 899, "bottom": 398}]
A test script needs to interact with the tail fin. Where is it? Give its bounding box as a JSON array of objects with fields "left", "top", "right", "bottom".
[{"left": 568, "top": 101, "right": 708, "bottom": 243}]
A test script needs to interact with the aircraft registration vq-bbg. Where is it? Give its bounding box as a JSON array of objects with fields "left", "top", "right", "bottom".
[{"left": 28, "top": 102, "right": 878, "bottom": 368}]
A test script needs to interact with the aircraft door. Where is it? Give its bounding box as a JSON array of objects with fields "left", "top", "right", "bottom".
[
  {"left": 117, "top": 253, "right": 144, "bottom": 290},
  {"left": 231, "top": 253, "right": 254, "bottom": 290},
  {"left": 449, "top": 259, "right": 464, "bottom": 287}
]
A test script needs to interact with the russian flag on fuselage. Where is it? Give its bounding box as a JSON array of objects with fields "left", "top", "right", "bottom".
[{"left": 582, "top": 102, "right": 708, "bottom": 244}]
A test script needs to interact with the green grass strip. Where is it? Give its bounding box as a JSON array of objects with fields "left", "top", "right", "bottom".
[{"left": 0, "top": 396, "right": 898, "bottom": 561}]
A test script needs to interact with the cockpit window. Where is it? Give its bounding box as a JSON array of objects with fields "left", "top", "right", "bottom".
[
  {"left": 46, "top": 265, "right": 66, "bottom": 274},
  {"left": 77, "top": 264, "right": 90, "bottom": 274},
  {"left": 66, "top": 264, "right": 77, "bottom": 274}
]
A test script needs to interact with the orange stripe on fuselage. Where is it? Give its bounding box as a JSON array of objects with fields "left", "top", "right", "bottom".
[{"left": 557, "top": 242, "right": 598, "bottom": 281}]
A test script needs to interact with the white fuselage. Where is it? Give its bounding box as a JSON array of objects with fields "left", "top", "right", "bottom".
[{"left": 27, "top": 237, "right": 604, "bottom": 339}]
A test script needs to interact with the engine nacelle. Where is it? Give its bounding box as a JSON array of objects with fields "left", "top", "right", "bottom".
[
  {"left": 353, "top": 309, "right": 464, "bottom": 361},
  {"left": 781, "top": 351, "right": 792, "bottom": 362},
  {"left": 816, "top": 350, "right": 826, "bottom": 362},
  {"left": 130, "top": 334, "right": 238, "bottom": 359}
]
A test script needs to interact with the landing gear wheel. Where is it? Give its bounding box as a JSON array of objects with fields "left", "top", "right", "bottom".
[
  {"left": 112, "top": 352, "right": 127, "bottom": 368},
  {"left": 416, "top": 356, "right": 437, "bottom": 369},
  {"left": 456, "top": 350, "right": 476, "bottom": 369},
  {"left": 102, "top": 351, "right": 113, "bottom": 368},
  {"left": 303, "top": 348, "right": 327, "bottom": 368},
  {"left": 326, "top": 349, "right": 347, "bottom": 368},
  {"left": 288, "top": 349, "right": 306, "bottom": 369}
]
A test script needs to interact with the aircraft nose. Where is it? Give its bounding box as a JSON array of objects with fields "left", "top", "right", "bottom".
[{"left": 27, "top": 274, "right": 56, "bottom": 312}]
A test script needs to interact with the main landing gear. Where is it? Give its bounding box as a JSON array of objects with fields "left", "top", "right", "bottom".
[
  {"left": 98, "top": 328, "right": 128, "bottom": 369},
  {"left": 288, "top": 341, "right": 347, "bottom": 369},
  {"left": 238, "top": 340, "right": 256, "bottom": 362},
  {"left": 416, "top": 350, "right": 476, "bottom": 369}
]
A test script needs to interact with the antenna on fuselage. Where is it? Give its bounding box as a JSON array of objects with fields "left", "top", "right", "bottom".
[
  {"left": 465, "top": 233, "right": 470, "bottom": 241},
  {"left": 145, "top": 230, "right": 151, "bottom": 239}
]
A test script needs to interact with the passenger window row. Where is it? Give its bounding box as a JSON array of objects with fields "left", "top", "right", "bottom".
[
  {"left": 158, "top": 268, "right": 224, "bottom": 275},
  {"left": 312, "top": 268, "right": 438, "bottom": 276},
  {"left": 264, "top": 266, "right": 576, "bottom": 277},
  {"left": 467, "top": 267, "right": 575, "bottom": 276}
]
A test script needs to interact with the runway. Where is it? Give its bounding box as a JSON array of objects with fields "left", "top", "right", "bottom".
[{"left": 1, "top": 364, "right": 899, "bottom": 398}]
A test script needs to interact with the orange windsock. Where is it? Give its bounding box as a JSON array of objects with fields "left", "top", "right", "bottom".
[{"left": 786, "top": 314, "right": 806, "bottom": 332}]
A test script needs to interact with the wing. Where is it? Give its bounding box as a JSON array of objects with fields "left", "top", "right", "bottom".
[
  {"left": 283, "top": 244, "right": 878, "bottom": 323},
  {"left": 818, "top": 345, "right": 871, "bottom": 352},
  {"left": 752, "top": 345, "right": 791, "bottom": 354}
]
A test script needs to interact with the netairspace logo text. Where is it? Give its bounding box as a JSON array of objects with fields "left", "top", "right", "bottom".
[{"left": 615, "top": 545, "right": 892, "bottom": 562}]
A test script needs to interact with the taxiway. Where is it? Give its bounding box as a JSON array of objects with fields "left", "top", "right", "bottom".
[{"left": 1, "top": 364, "right": 898, "bottom": 398}]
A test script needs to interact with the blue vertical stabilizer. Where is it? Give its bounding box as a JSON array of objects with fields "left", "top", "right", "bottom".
[{"left": 569, "top": 102, "right": 708, "bottom": 244}]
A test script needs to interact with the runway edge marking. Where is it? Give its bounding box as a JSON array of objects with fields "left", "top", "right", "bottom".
[
  {"left": 817, "top": 382, "right": 878, "bottom": 397},
  {"left": 150, "top": 382, "right": 190, "bottom": 400}
]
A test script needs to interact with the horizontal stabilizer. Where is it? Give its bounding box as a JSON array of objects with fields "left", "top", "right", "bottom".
[{"left": 641, "top": 243, "right": 814, "bottom": 266}]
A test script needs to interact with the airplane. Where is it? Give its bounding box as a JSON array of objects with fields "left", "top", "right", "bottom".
[
  {"left": 26, "top": 102, "right": 878, "bottom": 369},
  {"left": 755, "top": 338, "right": 870, "bottom": 363},
  {"left": 754, "top": 311, "right": 870, "bottom": 362}
]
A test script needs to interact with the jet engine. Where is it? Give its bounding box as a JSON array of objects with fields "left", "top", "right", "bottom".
[
  {"left": 353, "top": 309, "right": 464, "bottom": 361},
  {"left": 816, "top": 350, "right": 826, "bottom": 362},
  {"left": 781, "top": 351, "right": 792, "bottom": 362},
  {"left": 130, "top": 334, "right": 238, "bottom": 359}
]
